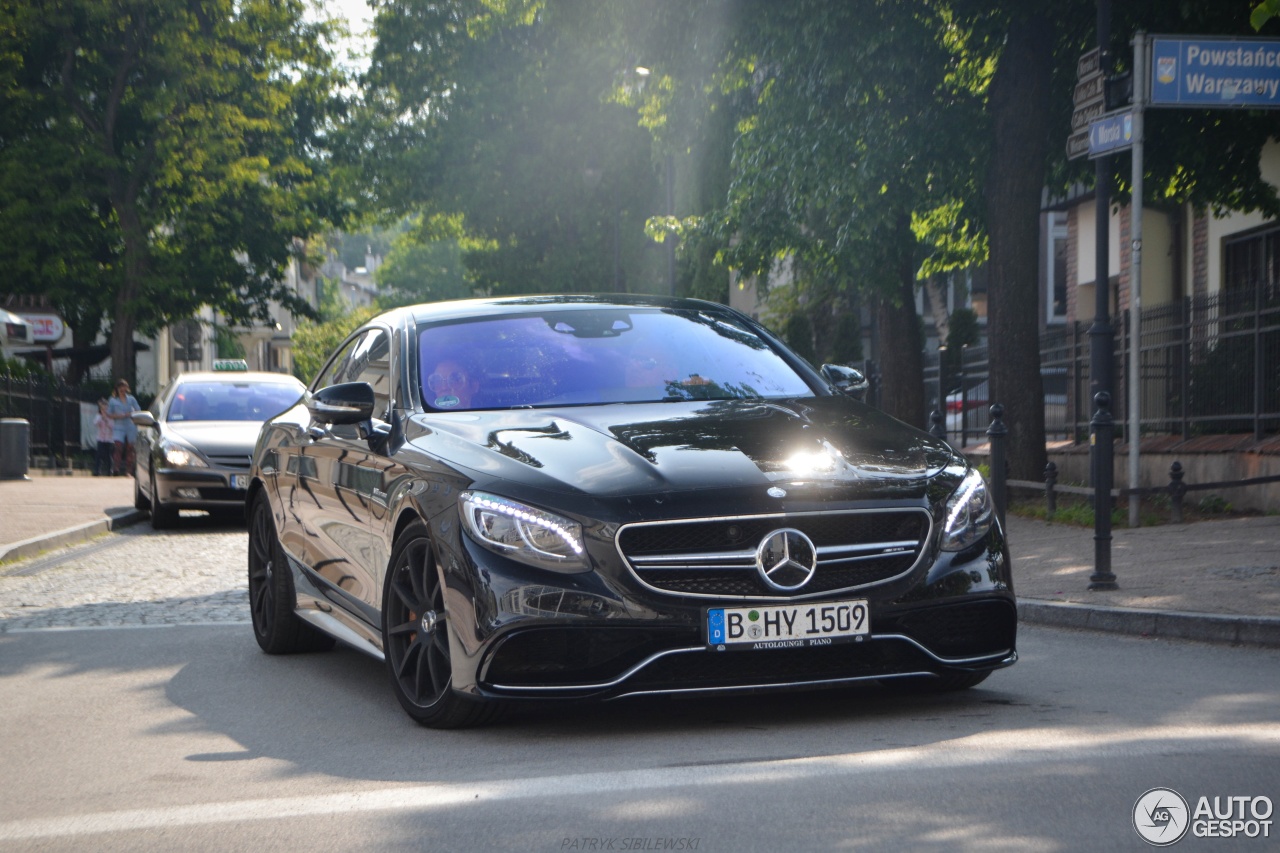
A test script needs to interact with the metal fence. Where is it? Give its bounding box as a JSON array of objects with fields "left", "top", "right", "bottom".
[
  {"left": 0, "top": 373, "right": 96, "bottom": 467},
  {"left": 924, "top": 290, "right": 1280, "bottom": 445}
]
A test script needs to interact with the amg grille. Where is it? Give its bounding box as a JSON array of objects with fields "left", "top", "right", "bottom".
[
  {"left": 617, "top": 509, "right": 931, "bottom": 599},
  {"left": 887, "top": 600, "right": 1017, "bottom": 659}
]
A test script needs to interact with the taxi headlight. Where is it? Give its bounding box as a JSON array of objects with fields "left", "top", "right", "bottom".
[
  {"left": 460, "top": 491, "right": 588, "bottom": 573},
  {"left": 160, "top": 438, "right": 208, "bottom": 468},
  {"left": 940, "top": 468, "right": 994, "bottom": 551}
]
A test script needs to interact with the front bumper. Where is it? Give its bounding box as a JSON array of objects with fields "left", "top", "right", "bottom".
[
  {"left": 440, "top": 523, "right": 1016, "bottom": 702},
  {"left": 154, "top": 467, "right": 251, "bottom": 511}
]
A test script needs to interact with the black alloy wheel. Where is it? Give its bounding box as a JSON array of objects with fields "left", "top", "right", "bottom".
[
  {"left": 382, "top": 520, "right": 499, "bottom": 728},
  {"left": 248, "top": 491, "right": 334, "bottom": 654}
]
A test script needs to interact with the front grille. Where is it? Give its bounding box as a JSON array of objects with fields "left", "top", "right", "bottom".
[
  {"left": 622, "top": 638, "right": 930, "bottom": 692},
  {"left": 207, "top": 455, "right": 252, "bottom": 470},
  {"left": 484, "top": 626, "right": 696, "bottom": 687},
  {"left": 193, "top": 487, "right": 245, "bottom": 501},
  {"left": 617, "top": 509, "right": 930, "bottom": 599}
]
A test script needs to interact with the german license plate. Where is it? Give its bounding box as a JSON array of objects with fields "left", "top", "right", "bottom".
[
  {"left": 231, "top": 474, "right": 249, "bottom": 490},
  {"left": 707, "top": 599, "right": 869, "bottom": 650}
]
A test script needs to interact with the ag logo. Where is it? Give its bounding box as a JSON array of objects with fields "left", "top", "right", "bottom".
[{"left": 1133, "top": 787, "right": 1190, "bottom": 846}]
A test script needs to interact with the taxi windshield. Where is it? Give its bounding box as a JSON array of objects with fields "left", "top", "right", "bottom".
[{"left": 167, "top": 381, "right": 303, "bottom": 422}]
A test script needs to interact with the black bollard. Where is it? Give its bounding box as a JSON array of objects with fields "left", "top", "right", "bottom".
[
  {"left": 1169, "top": 461, "right": 1186, "bottom": 524},
  {"left": 1089, "top": 392, "right": 1118, "bottom": 590},
  {"left": 929, "top": 410, "right": 946, "bottom": 442},
  {"left": 1045, "top": 461, "right": 1058, "bottom": 518},
  {"left": 986, "top": 404, "right": 1008, "bottom": 532}
]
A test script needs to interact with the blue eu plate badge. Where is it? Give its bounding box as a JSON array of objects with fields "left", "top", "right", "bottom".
[{"left": 708, "top": 609, "right": 726, "bottom": 646}]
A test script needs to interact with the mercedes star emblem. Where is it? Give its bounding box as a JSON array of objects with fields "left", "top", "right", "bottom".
[{"left": 755, "top": 528, "right": 818, "bottom": 591}]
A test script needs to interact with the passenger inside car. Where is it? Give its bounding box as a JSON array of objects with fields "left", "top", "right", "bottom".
[
  {"left": 427, "top": 358, "right": 481, "bottom": 409},
  {"left": 176, "top": 390, "right": 207, "bottom": 421}
]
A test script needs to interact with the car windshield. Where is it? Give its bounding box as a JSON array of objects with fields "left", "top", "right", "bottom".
[
  {"left": 166, "top": 380, "right": 303, "bottom": 422},
  {"left": 417, "top": 306, "right": 814, "bottom": 411}
]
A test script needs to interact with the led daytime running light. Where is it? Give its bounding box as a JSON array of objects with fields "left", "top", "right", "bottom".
[
  {"left": 466, "top": 493, "right": 584, "bottom": 558},
  {"left": 945, "top": 475, "right": 981, "bottom": 534}
]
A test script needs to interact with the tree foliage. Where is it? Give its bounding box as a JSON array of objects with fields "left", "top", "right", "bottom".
[
  {"left": 374, "top": 216, "right": 472, "bottom": 307},
  {"left": 343, "top": 0, "right": 1280, "bottom": 473},
  {"left": 0, "top": 0, "right": 352, "bottom": 384},
  {"left": 611, "top": 0, "right": 992, "bottom": 425},
  {"left": 355, "top": 0, "right": 671, "bottom": 296}
]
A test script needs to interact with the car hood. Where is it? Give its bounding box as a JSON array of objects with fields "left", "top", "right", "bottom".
[
  {"left": 404, "top": 397, "right": 959, "bottom": 500},
  {"left": 166, "top": 421, "right": 263, "bottom": 457}
]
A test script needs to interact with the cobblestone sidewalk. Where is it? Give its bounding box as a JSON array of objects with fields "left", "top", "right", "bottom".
[{"left": 0, "top": 525, "right": 248, "bottom": 632}]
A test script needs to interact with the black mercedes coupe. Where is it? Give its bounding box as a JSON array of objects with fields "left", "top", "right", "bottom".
[{"left": 247, "top": 295, "right": 1016, "bottom": 727}]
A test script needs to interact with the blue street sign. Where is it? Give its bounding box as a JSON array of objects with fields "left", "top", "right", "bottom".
[
  {"left": 1151, "top": 37, "right": 1280, "bottom": 108},
  {"left": 1089, "top": 111, "right": 1133, "bottom": 158}
]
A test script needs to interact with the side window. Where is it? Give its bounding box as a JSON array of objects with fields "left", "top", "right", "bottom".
[
  {"left": 314, "top": 334, "right": 363, "bottom": 392},
  {"left": 348, "top": 328, "right": 392, "bottom": 422}
]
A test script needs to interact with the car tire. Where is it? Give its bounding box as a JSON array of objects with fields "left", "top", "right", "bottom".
[
  {"left": 133, "top": 472, "right": 150, "bottom": 511},
  {"left": 248, "top": 492, "right": 335, "bottom": 655},
  {"left": 382, "top": 519, "right": 501, "bottom": 728},
  {"left": 149, "top": 472, "right": 178, "bottom": 529},
  {"left": 880, "top": 670, "right": 992, "bottom": 693}
]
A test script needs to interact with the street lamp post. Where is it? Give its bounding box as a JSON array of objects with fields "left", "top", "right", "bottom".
[{"left": 1089, "top": 0, "right": 1118, "bottom": 590}]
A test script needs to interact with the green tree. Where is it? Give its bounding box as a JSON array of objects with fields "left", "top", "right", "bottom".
[
  {"left": 623, "top": 1, "right": 989, "bottom": 427},
  {"left": 781, "top": 313, "right": 816, "bottom": 365},
  {"left": 374, "top": 215, "right": 473, "bottom": 308},
  {"left": 356, "top": 0, "right": 670, "bottom": 296},
  {"left": 0, "top": 0, "right": 352, "bottom": 385},
  {"left": 980, "top": 1, "right": 1280, "bottom": 476}
]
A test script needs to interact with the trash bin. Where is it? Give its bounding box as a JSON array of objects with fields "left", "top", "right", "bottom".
[{"left": 0, "top": 418, "right": 31, "bottom": 480}]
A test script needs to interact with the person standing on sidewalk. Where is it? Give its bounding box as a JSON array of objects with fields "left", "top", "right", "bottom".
[
  {"left": 92, "top": 398, "right": 114, "bottom": 476},
  {"left": 107, "top": 379, "right": 140, "bottom": 476}
]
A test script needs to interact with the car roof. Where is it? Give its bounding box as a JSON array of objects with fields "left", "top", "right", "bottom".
[{"left": 391, "top": 294, "right": 736, "bottom": 327}]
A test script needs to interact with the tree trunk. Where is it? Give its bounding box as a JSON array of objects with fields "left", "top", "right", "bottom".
[
  {"left": 108, "top": 184, "right": 145, "bottom": 388},
  {"left": 877, "top": 224, "right": 925, "bottom": 428},
  {"left": 924, "top": 275, "right": 950, "bottom": 345},
  {"left": 983, "top": 9, "right": 1051, "bottom": 480}
]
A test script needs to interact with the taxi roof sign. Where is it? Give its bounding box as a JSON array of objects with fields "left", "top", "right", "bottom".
[{"left": 212, "top": 359, "right": 249, "bottom": 372}]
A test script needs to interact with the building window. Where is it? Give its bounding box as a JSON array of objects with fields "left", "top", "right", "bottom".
[
  {"left": 1224, "top": 226, "right": 1280, "bottom": 307},
  {"left": 1046, "top": 212, "right": 1068, "bottom": 324}
]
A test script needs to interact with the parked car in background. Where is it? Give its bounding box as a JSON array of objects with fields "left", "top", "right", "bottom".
[
  {"left": 248, "top": 295, "right": 1017, "bottom": 727},
  {"left": 945, "top": 379, "right": 989, "bottom": 435},
  {"left": 945, "top": 371, "right": 1068, "bottom": 440},
  {"left": 131, "top": 363, "right": 306, "bottom": 528}
]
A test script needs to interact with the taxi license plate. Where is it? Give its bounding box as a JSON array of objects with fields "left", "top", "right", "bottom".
[
  {"left": 707, "top": 599, "right": 869, "bottom": 650},
  {"left": 231, "top": 474, "right": 249, "bottom": 490}
]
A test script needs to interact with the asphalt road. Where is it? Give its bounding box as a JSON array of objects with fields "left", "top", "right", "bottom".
[{"left": 1, "top": 520, "right": 1277, "bottom": 852}]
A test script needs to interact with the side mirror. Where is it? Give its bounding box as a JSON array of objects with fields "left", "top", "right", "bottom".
[
  {"left": 307, "top": 382, "right": 376, "bottom": 425},
  {"left": 130, "top": 411, "right": 157, "bottom": 428},
  {"left": 821, "top": 364, "right": 868, "bottom": 401}
]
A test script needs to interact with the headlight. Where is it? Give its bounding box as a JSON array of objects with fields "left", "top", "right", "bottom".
[
  {"left": 459, "top": 491, "right": 588, "bottom": 574},
  {"left": 160, "top": 438, "right": 208, "bottom": 468},
  {"left": 940, "top": 468, "right": 993, "bottom": 551}
]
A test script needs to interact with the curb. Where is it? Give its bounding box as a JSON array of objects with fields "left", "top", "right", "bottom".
[
  {"left": 1018, "top": 598, "right": 1280, "bottom": 649},
  {"left": 0, "top": 511, "right": 150, "bottom": 566}
]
